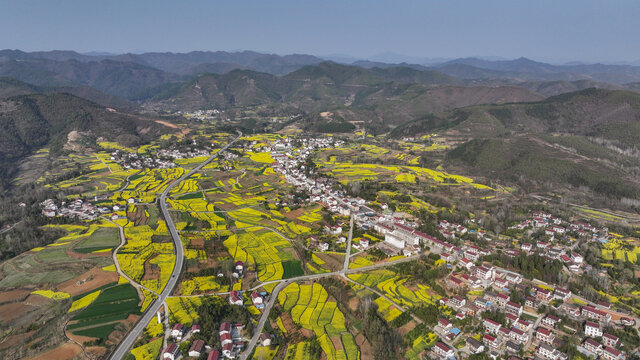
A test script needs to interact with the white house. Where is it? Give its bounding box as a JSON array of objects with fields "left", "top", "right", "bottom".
[{"left": 384, "top": 232, "right": 405, "bottom": 249}]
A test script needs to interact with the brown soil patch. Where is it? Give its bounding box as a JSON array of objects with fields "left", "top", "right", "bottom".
[
  {"left": 0, "top": 289, "right": 30, "bottom": 304},
  {"left": 86, "top": 346, "right": 107, "bottom": 358},
  {"left": 155, "top": 119, "right": 178, "bottom": 129},
  {"left": 280, "top": 312, "right": 301, "bottom": 336},
  {"left": 31, "top": 342, "right": 82, "bottom": 360},
  {"left": 190, "top": 237, "right": 205, "bottom": 248},
  {"left": 398, "top": 321, "right": 417, "bottom": 336},
  {"left": 129, "top": 206, "right": 149, "bottom": 226},
  {"left": 316, "top": 253, "right": 344, "bottom": 271},
  {"left": 243, "top": 272, "right": 257, "bottom": 290},
  {"left": 299, "top": 327, "right": 314, "bottom": 338},
  {"left": 355, "top": 333, "right": 373, "bottom": 360},
  {"left": 330, "top": 336, "right": 344, "bottom": 351},
  {"left": 348, "top": 297, "right": 359, "bottom": 312},
  {"left": 106, "top": 314, "right": 139, "bottom": 345},
  {"left": 283, "top": 207, "right": 306, "bottom": 221},
  {"left": 0, "top": 302, "right": 34, "bottom": 322},
  {"left": 142, "top": 256, "right": 161, "bottom": 281},
  {"left": 0, "top": 330, "right": 34, "bottom": 350},
  {"left": 58, "top": 267, "right": 119, "bottom": 296},
  {"left": 24, "top": 294, "right": 52, "bottom": 306}
]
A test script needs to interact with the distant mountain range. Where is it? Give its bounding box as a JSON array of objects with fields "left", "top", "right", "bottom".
[
  {"left": 3, "top": 50, "right": 640, "bottom": 95},
  {"left": 2, "top": 49, "right": 640, "bottom": 202}
]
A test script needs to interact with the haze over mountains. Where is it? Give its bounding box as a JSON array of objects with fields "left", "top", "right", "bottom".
[
  {"left": 3, "top": 49, "right": 640, "bottom": 100},
  {"left": 4, "top": 49, "right": 640, "bottom": 200}
]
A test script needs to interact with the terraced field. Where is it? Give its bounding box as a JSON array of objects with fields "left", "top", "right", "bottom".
[
  {"left": 116, "top": 224, "right": 175, "bottom": 293},
  {"left": 348, "top": 270, "right": 440, "bottom": 308},
  {"left": 224, "top": 229, "right": 301, "bottom": 282},
  {"left": 278, "top": 283, "right": 360, "bottom": 360}
]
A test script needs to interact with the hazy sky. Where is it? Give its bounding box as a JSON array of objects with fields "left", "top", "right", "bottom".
[{"left": 1, "top": 0, "right": 639, "bottom": 63}]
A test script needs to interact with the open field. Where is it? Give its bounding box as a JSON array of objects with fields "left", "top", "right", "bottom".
[
  {"left": 278, "top": 283, "right": 360, "bottom": 360},
  {"left": 67, "top": 283, "right": 141, "bottom": 342}
]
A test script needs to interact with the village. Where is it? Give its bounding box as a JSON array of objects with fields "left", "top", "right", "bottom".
[
  {"left": 251, "top": 137, "right": 636, "bottom": 360},
  {"left": 21, "top": 133, "right": 640, "bottom": 360}
]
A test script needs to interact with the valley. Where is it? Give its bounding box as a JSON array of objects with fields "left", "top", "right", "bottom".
[{"left": 1, "top": 50, "right": 640, "bottom": 360}]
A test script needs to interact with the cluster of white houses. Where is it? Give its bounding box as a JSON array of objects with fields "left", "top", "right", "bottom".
[
  {"left": 41, "top": 198, "right": 111, "bottom": 220},
  {"left": 511, "top": 211, "right": 608, "bottom": 242},
  {"left": 110, "top": 150, "right": 177, "bottom": 169},
  {"left": 163, "top": 321, "right": 262, "bottom": 360},
  {"left": 266, "top": 139, "right": 634, "bottom": 360}
]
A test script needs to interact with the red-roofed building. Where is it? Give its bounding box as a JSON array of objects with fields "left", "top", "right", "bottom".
[
  {"left": 506, "top": 301, "right": 523, "bottom": 316},
  {"left": 460, "top": 257, "right": 474, "bottom": 270},
  {"left": 163, "top": 344, "right": 179, "bottom": 360},
  {"left": 585, "top": 321, "right": 602, "bottom": 337},
  {"left": 516, "top": 319, "right": 532, "bottom": 331},
  {"left": 221, "top": 333, "right": 233, "bottom": 346},
  {"left": 219, "top": 322, "right": 231, "bottom": 335},
  {"left": 582, "top": 338, "right": 603, "bottom": 356},
  {"left": 582, "top": 305, "right": 611, "bottom": 323},
  {"left": 536, "top": 287, "right": 553, "bottom": 302},
  {"left": 510, "top": 327, "right": 528, "bottom": 344},
  {"left": 602, "top": 346, "right": 624, "bottom": 360},
  {"left": 171, "top": 323, "right": 184, "bottom": 338},
  {"left": 602, "top": 333, "right": 619, "bottom": 348},
  {"left": 497, "top": 293, "right": 510, "bottom": 307},
  {"left": 483, "top": 334, "right": 500, "bottom": 348},
  {"left": 222, "top": 342, "right": 233, "bottom": 358},
  {"left": 438, "top": 318, "right": 452, "bottom": 330},
  {"left": 542, "top": 315, "right": 560, "bottom": 328},
  {"left": 433, "top": 342, "right": 454, "bottom": 358},
  {"left": 449, "top": 295, "right": 466, "bottom": 308},
  {"left": 483, "top": 318, "right": 501, "bottom": 333},
  {"left": 472, "top": 265, "right": 493, "bottom": 281},
  {"left": 188, "top": 339, "right": 205, "bottom": 357},
  {"left": 554, "top": 287, "right": 571, "bottom": 301},
  {"left": 498, "top": 326, "right": 511, "bottom": 338},
  {"left": 207, "top": 349, "right": 220, "bottom": 360},
  {"left": 536, "top": 327, "right": 555, "bottom": 344},
  {"left": 229, "top": 290, "right": 243, "bottom": 306}
]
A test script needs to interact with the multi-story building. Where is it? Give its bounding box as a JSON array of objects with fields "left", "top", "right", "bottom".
[
  {"left": 582, "top": 305, "right": 612, "bottom": 323},
  {"left": 505, "top": 301, "right": 523, "bottom": 316},
  {"left": 602, "top": 347, "right": 625, "bottom": 360},
  {"left": 582, "top": 338, "right": 603, "bottom": 356},
  {"left": 585, "top": 321, "right": 603, "bottom": 337},
  {"left": 602, "top": 333, "right": 619, "bottom": 348},
  {"left": 542, "top": 315, "right": 560, "bottom": 328},
  {"left": 433, "top": 342, "right": 454, "bottom": 359},
  {"left": 536, "top": 327, "right": 555, "bottom": 344}
]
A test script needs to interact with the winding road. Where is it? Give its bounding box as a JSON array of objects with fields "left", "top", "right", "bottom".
[{"left": 108, "top": 132, "right": 241, "bottom": 360}]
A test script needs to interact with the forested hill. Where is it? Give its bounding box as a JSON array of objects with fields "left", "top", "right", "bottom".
[
  {"left": 391, "top": 88, "right": 640, "bottom": 143},
  {"left": 0, "top": 93, "right": 170, "bottom": 191}
]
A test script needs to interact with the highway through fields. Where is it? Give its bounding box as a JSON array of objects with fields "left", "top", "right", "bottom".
[{"left": 109, "top": 132, "right": 241, "bottom": 360}]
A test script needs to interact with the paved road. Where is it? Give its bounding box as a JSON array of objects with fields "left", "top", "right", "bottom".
[
  {"left": 238, "top": 281, "right": 287, "bottom": 360},
  {"left": 237, "top": 248, "right": 427, "bottom": 358},
  {"left": 109, "top": 132, "right": 241, "bottom": 360},
  {"left": 343, "top": 213, "right": 354, "bottom": 271}
]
